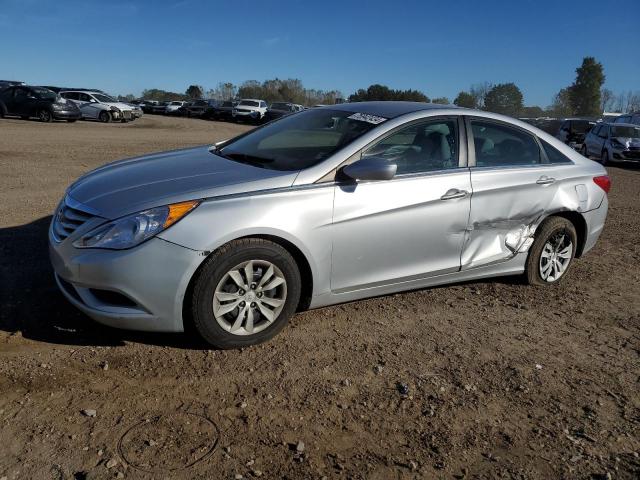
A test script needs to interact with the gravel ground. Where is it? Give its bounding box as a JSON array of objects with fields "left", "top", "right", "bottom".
[{"left": 0, "top": 115, "right": 638, "bottom": 479}]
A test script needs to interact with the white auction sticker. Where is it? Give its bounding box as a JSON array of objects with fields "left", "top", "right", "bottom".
[{"left": 347, "top": 112, "right": 387, "bottom": 124}]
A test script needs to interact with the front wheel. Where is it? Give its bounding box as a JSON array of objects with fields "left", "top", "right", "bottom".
[
  {"left": 98, "top": 111, "right": 111, "bottom": 123},
  {"left": 191, "top": 238, "right": 301, "bottom": 349},
  {"left": 526, "top": 217, "right": 577, "bottom": 286},
  {"left": 580, "top": 145, "right": 588, "bottom": 158},
  {"left": 38, "top": 109, "right": 53, "bottom": 122}
]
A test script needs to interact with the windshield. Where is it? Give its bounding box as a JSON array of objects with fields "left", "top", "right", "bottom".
[
  {"left": 612, "top": 126, "right": 640, "bottom": 138},
  {"left": 32, "top": 88, "right": 57, "bottom": 100},
  {"left": 93, "top": 93, "right": 116, "bottom": 103},
  {"left": 270, "top": 103, "right": 291, "bottom": 110},
  {"left": 572, "top": 121, "right": 594, "bottom": 133},
  {"left": 218, "top": 108, "right": 386, "bottom": 171},
  {"left": 239, "top": 100, "right": 259, "bottom": 107}
]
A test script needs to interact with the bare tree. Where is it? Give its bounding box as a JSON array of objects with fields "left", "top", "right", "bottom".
[
  {"left": 470, "top": 82, "right": 493, "bottom": 109},
  {"left": 600, "top": 88, "right": 614, "bottom": 112}
]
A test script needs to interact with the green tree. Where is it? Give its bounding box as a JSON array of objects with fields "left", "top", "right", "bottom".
[
  {"left": 185, "top": 85, "right": 204, "bottom": 99},
  {"left": 348, "top": 84, "right": 429, "bottom": 102},
  {"left": 569, "top": 57, "right": 605, "bottom": 116},
  {"left": 141, "top": 88, "right": 185, "bottom": 101},
  {"left": 431, "top": 97, "right": 450, "bottom": 105},
  {"left": 484, "top": 83, "right": 524, "bottom": 116},
  {"left": 520, "top": 106, "right": 545, "bottom": 118},
  {"left": 453, "top": 91, "right": 476, "bottom": 108},
  {"left": 548, "top": 88, "right": 573, "bottom": 117}
]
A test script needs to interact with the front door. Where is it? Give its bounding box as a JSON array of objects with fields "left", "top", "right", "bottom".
[{"left": 331, "top": 117, "right": 471, "bottom": 292}]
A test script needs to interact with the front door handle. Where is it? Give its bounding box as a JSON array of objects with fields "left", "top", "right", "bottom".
[
  {"left": 440, "top": 188, "right": 469, "bottom": 200},
  {"left": 536, "top": 175, "right": 556, "bottom": 185}
]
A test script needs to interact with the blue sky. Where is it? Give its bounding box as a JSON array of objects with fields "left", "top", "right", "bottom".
[{"left": 1, "top": 0, "right": 638, "bottom": 106}]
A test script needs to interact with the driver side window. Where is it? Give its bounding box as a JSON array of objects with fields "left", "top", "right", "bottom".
[{"left": 362, "top": 119, "right": 459, "bottom": 175}]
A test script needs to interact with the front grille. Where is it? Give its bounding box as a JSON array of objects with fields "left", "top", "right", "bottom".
[
  {"left": 235, "top": 108, "right": 251, "bottom": 113},
  {"left": 123, "top": 110, "right": 132, "bottom": 119},
  {"left": 625, "top": 150, "right": 640, "bottom": 159},
  {"left": 52, "top": 199, "right": 96, "bottom": 242}
]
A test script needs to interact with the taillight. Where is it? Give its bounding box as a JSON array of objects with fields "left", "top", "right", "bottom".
[{"left": 593, "top": 175, "right": 611, "bottom": 194}]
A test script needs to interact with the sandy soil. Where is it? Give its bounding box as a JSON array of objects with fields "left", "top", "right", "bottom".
[{"left": 0, "top": 114, "right": 638, "bottom": 479}]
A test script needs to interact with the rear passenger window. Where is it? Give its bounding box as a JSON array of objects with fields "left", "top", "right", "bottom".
[
  {"left": 540, "top": 140, "right": 573, "bottom": 164},
  {"left": 471, "top": 120, "right": 541, "bottom": 167}
]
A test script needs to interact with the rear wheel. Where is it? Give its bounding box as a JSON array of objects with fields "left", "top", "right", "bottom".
[
  {"left": 191, "top": 238, "right": 301, "bottom": 349},
  {"left": 38, "top": 109, "right": 52, "bottom": 122},
  {"left": 98, "top": 111, "right": 111, "bottom": 123},
  {"left": 526, "top": 217, "right": 577, "bottom": 286}
]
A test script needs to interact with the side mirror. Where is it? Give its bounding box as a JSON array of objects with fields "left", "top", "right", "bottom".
[{"left": 342, "top": 157, "right": 397, "bottom": 181}]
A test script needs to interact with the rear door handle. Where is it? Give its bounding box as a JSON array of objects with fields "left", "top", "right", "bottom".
[
  {"left": 536, "top": 175, "right": 556, "bottom": 185},
  {"left": 440, "top": 188, "right": 469, "bottom": 200}
]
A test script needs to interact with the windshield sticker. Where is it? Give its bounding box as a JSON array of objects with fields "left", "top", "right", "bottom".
[{"left": 348, "top": 112, "right": 387, "bottom": 124}]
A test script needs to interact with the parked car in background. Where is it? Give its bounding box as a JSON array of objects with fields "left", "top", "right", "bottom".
[
  {"left": 184, "top": 99, "right": 218, "bottom": 118},
  {"left": 203, "top": 100, "right": 237, "bottom": 121},
  {"left": 613, "top": 112, "right": 640, "bottom": 126},
  {"left": 0, "top": 85, "right": 81, "bottom": 122},
  {"left": 50, "top": 102, "right": 609, "bottom": 348},
  {"left": 232, "top": 99, "right": 268, "bottom": 123},
  {"left": 582, "top": 122, "right": 640, "bottom": 164},
  {"left": 556, "top": 118, "right": 596, "bottom": 150},
  {"left": 60, "top": 90, "right": 136, "bottom": 122},
  {"left": 139, "top": 100, "right": 159, "bottom": 114},
  {"left": 165, "top": 101, "right": 188, "bottom": 115},
  {"left": 0, "top": 80, "right": 25, "bottom": 90},
  {"left": 264, "top": 102, "right": 297, "bottom": 121}
]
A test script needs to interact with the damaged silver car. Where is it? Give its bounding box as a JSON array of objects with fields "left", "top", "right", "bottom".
[{"left": 49, "top": 102, "right": 610, "bottom": 348}]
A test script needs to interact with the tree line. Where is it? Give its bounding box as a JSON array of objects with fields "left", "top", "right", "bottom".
[{"left": 119, "top": 57, "right": 638, "bottom": 116}]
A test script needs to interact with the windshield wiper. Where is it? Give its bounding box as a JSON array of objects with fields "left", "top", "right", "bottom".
[{"left": 219, "top": 152, "right": 276, "bottom": 168}]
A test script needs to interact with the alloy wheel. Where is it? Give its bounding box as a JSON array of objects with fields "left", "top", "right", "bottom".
[
  {"left": 212, "top": 260, "right": 287, "bottom": 335},
  {"left": 539, "top": 232, "right": 573, "bottom": 282}
]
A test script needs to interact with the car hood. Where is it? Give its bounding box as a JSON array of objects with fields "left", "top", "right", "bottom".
[
  {"left": 67, "top": 145, "right": 299, "bottom": 219},
  {"left": 103, "top": 102, "right": 133, "bottom": 110},
  {"left": 613, "top": 136, "right": 640, "bottom": 147}
]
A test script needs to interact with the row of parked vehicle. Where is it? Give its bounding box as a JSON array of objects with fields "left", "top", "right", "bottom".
[
  {"left": 134, "top": 98, "right": 306, "bottom": 124},
  {"left": 0, "top": 81, "right": 143, "bottom": 123},
  {"left": 522, "top": 114, "right": 640, "bottom": 166}
]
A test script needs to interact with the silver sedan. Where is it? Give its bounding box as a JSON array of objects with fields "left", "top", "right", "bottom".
[{"left": 49, "top": 102, "right": 610, "bottom": 348}]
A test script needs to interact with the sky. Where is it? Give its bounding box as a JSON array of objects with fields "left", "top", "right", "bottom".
[{"left": 1, "top": 0, "right": 639, "bottom": 107}]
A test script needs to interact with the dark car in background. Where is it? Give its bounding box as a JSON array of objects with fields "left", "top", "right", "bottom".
[
  {"left": 203, "top": 100, "right": 237, "bottom": 121},
  {"left": 184, "top": 99, "right": 218, "bottom": 118},
  {"left": 582, "top": 122, "right": 640, "bottom": 164},
  {"left": 0, "top": 80, "right": 25, "bottom": 90},
  {"left": 556, "top": 118, "right": 596, "bottom": 150},
  {"left": 0, "top": 85, "right": 81, "bottom": 122},
  {"left": 264, "top": 102, "right": 298, "bottom": 122}
]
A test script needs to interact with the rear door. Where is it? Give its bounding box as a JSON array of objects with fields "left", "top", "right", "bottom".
[
  {"left": 463, "top": 117, "right": 563, "bottom": 269},
  {"left": 331, "top": 116, "right": 471, "bottom": 292}
]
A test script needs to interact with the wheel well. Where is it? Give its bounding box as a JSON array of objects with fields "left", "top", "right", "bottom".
[
  {"left": 182, "top": 235, "right": 314, "bottom": 332},
  {"left": 547, "top": 211, "right": 587, "bottom": 258}
]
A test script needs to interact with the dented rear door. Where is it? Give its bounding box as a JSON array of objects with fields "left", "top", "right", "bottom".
[{"left": 463, "top": 117, "right": 562, "bottom": 269}]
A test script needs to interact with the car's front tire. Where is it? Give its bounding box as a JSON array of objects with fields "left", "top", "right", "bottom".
[
  {"left": 526, "top": 216, "right": 577, "bottom": 286},
  {"left": 191, "top": 238, "right": 301, "bottom": 349},
  {"left": 38, "top": 109, "right": 53, "bottom": 122},
  {"left": 98, "top": 111, "right": 111, "bottom": 123}
]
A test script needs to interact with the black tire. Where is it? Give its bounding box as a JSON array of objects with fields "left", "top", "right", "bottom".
[
  {"left": 98, "top": 111, "right": 111, "bottom": 123},
  {"left": 580, "top": 144, "right": 588, "bottom": 158},
  {"left": 67, "top": 119, "right": 77, "bottom": 123},
  {"left": 38, "top": 109, "right": 52, "bottom": 122},
  {"left": 191, "top": 238, "right": 302, "bottom": 349},
  {"left": 526, "top": 216, "right": 577, "bottom": 286},
  {"left": 600, "top": 149, "right": 609, "bottom": 166}
]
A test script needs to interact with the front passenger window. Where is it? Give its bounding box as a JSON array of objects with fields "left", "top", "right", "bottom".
[
  {"left": 471, "top": 120, "right": 541, "bottom": 167},
  {"left": 362, "top": 119, "right": 459, "bottom": 175}
]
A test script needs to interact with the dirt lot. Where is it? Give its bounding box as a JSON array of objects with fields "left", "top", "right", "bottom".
[{"left": 0, "top": 115, "right": 638, "bottom": 479}]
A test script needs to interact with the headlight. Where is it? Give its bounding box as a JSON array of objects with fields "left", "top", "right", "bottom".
[
  {"left": 52, "top": 103, "right": 65, "bottom": 110},
  {"left": 73, "top": 200, "right": 199, "bottom": 250}
]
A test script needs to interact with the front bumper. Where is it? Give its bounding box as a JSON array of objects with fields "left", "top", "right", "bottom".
[
  {"left": 49, "top": 231, "right": 204, "bottom": 332},
  {"left": 612, "top": 149, "right": 640, "bottom": 162},
  {"left": 53, "top": 109, "right": 82, "bottom": 120}
]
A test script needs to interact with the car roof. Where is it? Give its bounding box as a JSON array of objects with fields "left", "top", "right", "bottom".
[{"left": 322, "top": 101, "right": 459, "bottom": 119}]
